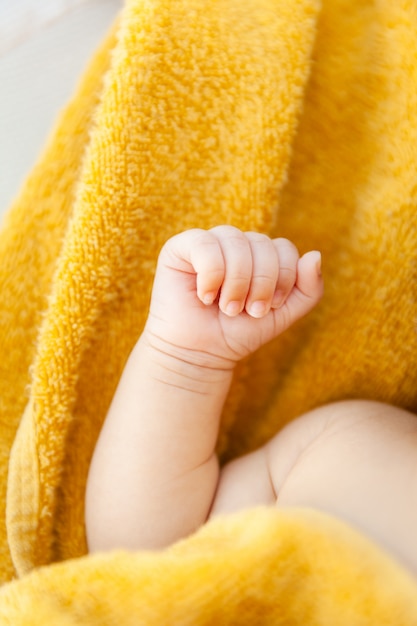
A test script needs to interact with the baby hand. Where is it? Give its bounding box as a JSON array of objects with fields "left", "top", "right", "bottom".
[{"left": 144, "top": 226, "right": 323, "bottom": 369}]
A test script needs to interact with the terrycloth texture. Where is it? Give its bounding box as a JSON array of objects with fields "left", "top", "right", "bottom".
[
  {"left": 0, "top": 0, "right": 416, "bottom": 622},
  {"left": 1, "top": 509, "right": 417, "bottom": 625}
]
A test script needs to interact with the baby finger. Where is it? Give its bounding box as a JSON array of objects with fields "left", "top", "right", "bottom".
[{"left": 271, "top": 238, "right": 299, "bottom": 308}]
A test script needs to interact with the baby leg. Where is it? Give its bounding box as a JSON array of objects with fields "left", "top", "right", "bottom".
[{"left": 211, "top": 400, "right": 417, "bottom": 576}]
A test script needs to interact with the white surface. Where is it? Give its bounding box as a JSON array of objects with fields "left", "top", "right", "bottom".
[
  {"left": 0, "top": 0, "right": 92, "bottom": 54},
  {"left": 0, "top": 0, "right": 121, "bottom": 216}
]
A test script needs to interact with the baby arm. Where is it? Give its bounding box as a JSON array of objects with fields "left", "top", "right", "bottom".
[{"left": 85, "top": 226, "right": 323, "bottom": 551}]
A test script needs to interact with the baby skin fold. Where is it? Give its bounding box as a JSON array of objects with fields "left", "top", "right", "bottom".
[{"left": 85, "top": 226, "right": 417, "bottom": 576}]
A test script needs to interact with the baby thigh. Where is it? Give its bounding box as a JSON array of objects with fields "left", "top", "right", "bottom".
[
  {"left": 267, "top": 399, "right": 417, "bottom": 573},
  {"left": 211, "top": 400, "right": 417, "bottom": 526},
  {"left": 210, "top": 400, "right": 374, "bottom": 517}
]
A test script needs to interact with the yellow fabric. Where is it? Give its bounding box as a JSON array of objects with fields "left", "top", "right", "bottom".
[
  {"left": 1, "top": 509, "right": 417, "bottom": 625},
  {"left": 0, "top": 0, "right": 416, "bottom": 622}
]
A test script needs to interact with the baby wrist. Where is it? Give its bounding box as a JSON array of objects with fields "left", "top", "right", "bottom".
[{"left": 135, "top": 333, "right": 235, "bottom": 391}]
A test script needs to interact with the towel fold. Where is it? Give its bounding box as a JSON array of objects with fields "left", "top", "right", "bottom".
[{"left": 0, "top": 0, "right": 416, "bottom": 622}]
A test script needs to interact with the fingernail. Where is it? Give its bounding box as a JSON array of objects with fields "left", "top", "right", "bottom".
[
  {"left": 248, "top": 301, "right": 267, "bottom": 318},
  {"left": 271, "top": 290, "right": 284, "bottom": 308},
  {"left": 224, "top": 301, "right": 241, "bottom": 316},
  {"left": 202, "top": 292, "right": 216, "bottom": 305}
]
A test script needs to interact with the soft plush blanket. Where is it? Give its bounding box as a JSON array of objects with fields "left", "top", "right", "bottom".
[{"left": 0, "top": 0, "right": 416, "bottom": 622}]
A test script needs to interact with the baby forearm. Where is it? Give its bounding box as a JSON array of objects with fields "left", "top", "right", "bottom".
[{"left": 86, "top": 334, "right": 233, "bottom": 551}]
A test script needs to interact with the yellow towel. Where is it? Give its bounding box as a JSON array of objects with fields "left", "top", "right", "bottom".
[{"left": 0, "top": 0, "right": 416, "bottom": 622}]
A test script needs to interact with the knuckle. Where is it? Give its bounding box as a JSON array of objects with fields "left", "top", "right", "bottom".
[
  {"left": 251, "top": 274, "right": 277, "bottom": 291},
  {"left": 193, "top": 235, "right": 223, "bottom": 264},
  {"left": 210, "top": 225, "right": 236, "bottom": 240},
  {"left": 212, "top": 226, "right": 249, "bottom": 250},
  {"left": 275, "top": 237, "right": 299, "bottom": 256},
  {"left": 222, "top": 274, "right": 251, "bottom": 301},
  {"left": 246, "top": 232, "right": 271, "bottom": 244},
  {"left": 277, "top": 266, "right": 297, "bottom": 289},
  {"left": 228, "top": 236, "right": 251, "bottom": 253},
  {"left": 194, "top": 230, "right": 218, "bottom": 249},
  {"left": 203, "top": 266, "right": 225, "bottom": 280},
  {"left": 227, "top": 272, "right": 251, "bottom": 285}
]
